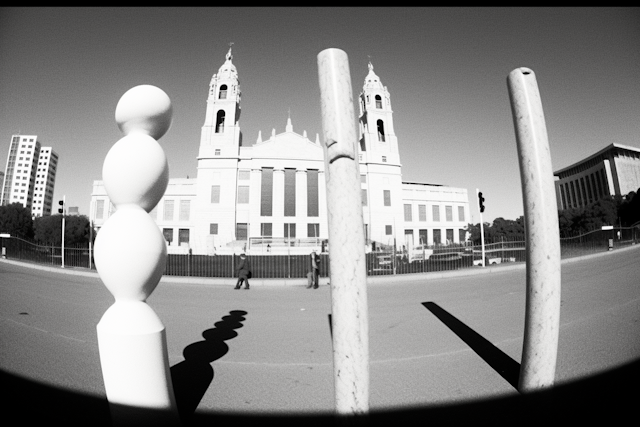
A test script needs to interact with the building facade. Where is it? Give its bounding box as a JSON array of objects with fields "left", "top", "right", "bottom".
[
  {"left": 554, "top": 143, "right": 640, "bottom": 210},
  {"left": 1, "top": 134, "right": 58, "bottom": 217},
  {"left": 90, "top": 48, "right": 470, "bottom": 255}
]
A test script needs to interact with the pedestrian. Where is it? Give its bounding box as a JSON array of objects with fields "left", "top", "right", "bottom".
[
  {"left": 234, "top": 252, "right": 251, "bottom": 290},
  {"left": 307, "top": 250, "right": 320, "bottom": 289}
]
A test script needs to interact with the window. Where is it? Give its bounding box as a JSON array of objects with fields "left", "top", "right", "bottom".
[
  {"left": 385, "top": 225, "right": 392, "bottom": 235},
  {"left": 377, "top": 120, "right": 385, "bottom": 142},
  {"left": 219, "top": 84, "right": 227, "bottom": 99},
  {"left": 446, "top": 229, "right": 454, "bottom": 244},
  {"left": 236, "top": 223, "right": 248, "bottom": 240},
  {"left": 445, "top": 206, "right": 453, "bottom": 222},
  {"left": 458, "top": 206, "right": 465, "bottom": 222},
  {"left": 260, "top": 223, "right": 272, "bottom": 237},
  {"left": 418, "top": 205, "right": 426, "bottom": 221},
  {"left": 178, "top": 229, "right": 190, "bottom": 246},
  {"left": 163, "top": 200, "right": 174, "bottom": 221},
  {"left": 237, "top": 186, "right": 249, "bottom": 204},
  {"left": 210, "top": 223, "right": 218, "bottom": 235},
  {"left": 179, "top": 200, "right": 190, "bottom": 221},
  {"left": 214, "top": 149, "right": 221, "bottom": 156},
  {"left": 211, "top": 185, "right": 220, "bottom": 203},
  {"left": 382, "top": 156, "right": 387, "bottom": 162},
  {"left": 383, "top": 190, "right": 391, "bottom": 206},
  {"left": 458, "top": 229, "right": 466, "bottom": 243},
  {"left": 375, "top": 94, "right": 382, "bottom": 109},
  {"left": 360, "top": 174, "right": 366, "bottom": 183},
  {"left": 215, "top": 110, "right": 225, "bottom": 133},
  {"left": 433, "top": 229, "right": 441, "bottom": 244},
  {"left": 307, "top": 169, "right": 319, "bottom": 217},
  {"left": 419, "top": 229, "right": 428, "bottom": 245},
  {"left": 96, "top": 199, "right": 104, "bottom": 220},
  {"left": 163, "top": 228, "right": 173, "bottom": 243},
  {"left": 362, "top": 189, "right": 367, "bottom": 207},
  {"left": 432, "top": 205, "right": 440, "bottom": 222},
  {"left": 404, "top": 204, "right": 412, "bottom": 221},
  {"left": 261, "top": 168, "right": 273, "bottom": 216},
  {"left": 308, "top": 223, "right": 319, "bottom": 238},
  {"left": 284, "top": 168, "right": 296, "bottom": 216},
  {"left": 238, "top": 170, "right": 250, "bottom": 180},
  {"left": 284, "top": 223, "right": 296, "bottom": 239}
]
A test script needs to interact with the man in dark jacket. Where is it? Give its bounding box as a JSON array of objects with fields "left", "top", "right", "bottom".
[{"left": 235, "top": 252, "right": 251, "bottom": 290}]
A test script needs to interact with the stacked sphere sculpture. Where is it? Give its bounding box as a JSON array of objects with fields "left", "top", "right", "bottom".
[{"left": 95, "top": 85, "right": 180, "bottom": 425}]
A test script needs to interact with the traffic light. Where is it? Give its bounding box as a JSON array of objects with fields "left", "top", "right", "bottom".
[
  {"left": 58, "top": 199, "right": 64, "bottom": 214},
  {"left": 478, "top": 191, "right": 485, "bottom": 213}
]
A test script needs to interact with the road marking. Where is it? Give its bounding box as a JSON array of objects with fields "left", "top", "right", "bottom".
[{"left": 3, "top": 317, "right": 87, "bottom": 343}]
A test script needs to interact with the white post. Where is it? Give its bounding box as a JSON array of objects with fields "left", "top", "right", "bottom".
[
  {"left": 507, "top": 68, "right": 561, "bottom": 392},
  {"left": 317, "top": 48, "right": 370, "bottom": 418},
  {"left": 61, "top": 195, "right": 66, "bottom": 268},
  {"left": 94, "top": 85, "right": 180, "bottom": 425}
]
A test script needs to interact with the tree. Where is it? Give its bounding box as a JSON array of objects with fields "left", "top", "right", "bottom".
[
  {"left": 0, "top": 203, "right": 34, "bottom": 239},
  {"left": 618, "top": 188, "right": 640, "bottom": 226},
  {"left": 34, "top": 214, "right": 93, "bottom": 246}
]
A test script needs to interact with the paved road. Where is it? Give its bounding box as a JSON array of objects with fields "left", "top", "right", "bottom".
[{"left": 1, "top": 245, "right": 639, "bottom": 425}]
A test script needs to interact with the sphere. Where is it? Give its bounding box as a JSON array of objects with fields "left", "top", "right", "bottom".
[
  {"left": 102, "top": 133, "right": 169, "bottom": 212},
  {"left": 94, "top": 206, "right": 167, "bottom": 301},
  {"left": 115, "top": 85, "right": 173, "bottom": 140}
]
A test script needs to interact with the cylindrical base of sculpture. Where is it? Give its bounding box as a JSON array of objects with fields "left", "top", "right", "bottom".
[{"left": 97, "top": 301, "right": 179, "bottom": 426}]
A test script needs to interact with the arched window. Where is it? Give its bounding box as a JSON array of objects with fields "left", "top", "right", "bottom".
[
  {"left": 377, "top": 119, "right": 385, "bottom": 142},
  {"left": 375, "top": 95, "right": 382, "bottom": 109},
  {"left": 215, "top": 110, "right": 225, "bottom": 133},
  {"left": 219, "top": 84, "right": 228, "bottom": 99}
]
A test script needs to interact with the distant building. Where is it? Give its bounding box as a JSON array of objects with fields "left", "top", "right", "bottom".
[
  {"left": 554, "top": 143, "right": 640, "bottom": 210},
  {"left": 90, "top": 48, "right": 470, "bottom": 254},
  {"left": 67, "top": 206, "right": 80, "bottom": 215},
  {"left": 1, "top": 134, "right": 58, "bottom": 217}
]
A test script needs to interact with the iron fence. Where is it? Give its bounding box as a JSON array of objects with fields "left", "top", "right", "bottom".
[{"left": 1, "top": 226, "right": 638, "bottom": 279}]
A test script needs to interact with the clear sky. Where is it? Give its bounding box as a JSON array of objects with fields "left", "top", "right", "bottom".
[{"left": 1, "top": 7, "right": 639, "bottom": 224}]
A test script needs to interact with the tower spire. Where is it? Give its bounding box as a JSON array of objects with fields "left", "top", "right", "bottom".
[{"left": 226, "top": 42, "right": 234, "bottom": 61}]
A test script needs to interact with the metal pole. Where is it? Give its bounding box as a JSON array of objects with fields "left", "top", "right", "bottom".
[
  {"left": 507, "top": 67, "right": 561, "bottom": 392},
  {"left": 61, "top": 195, "right": 66, "bottom": 268},
  {"left": 317, "top": 48, "right": 369, "bottom": 418}
]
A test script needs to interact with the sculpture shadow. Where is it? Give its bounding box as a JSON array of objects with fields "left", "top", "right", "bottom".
[
  {"left": 170, "top": 310, "right": 247, "bottom": 422},
  {"left": 422, "top": 301, "right": 520, "bottom": 390}
]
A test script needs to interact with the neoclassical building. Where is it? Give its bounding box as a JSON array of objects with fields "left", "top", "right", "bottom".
[
  {"left": 554, "top": 143, "right": 640, "bottom": 210},
  {"left": 90, "top": 48, "right": 470, "bottom": 254}
]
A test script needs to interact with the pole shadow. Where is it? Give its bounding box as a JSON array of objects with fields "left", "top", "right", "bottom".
[
  {"left": 422, "top": 301, "right": 520, "bottom": 390},
  {"left": 170, "top": 310, "right": 247, "bottom": 422}
]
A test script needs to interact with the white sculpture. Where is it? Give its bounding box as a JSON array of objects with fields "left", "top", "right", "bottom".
[
  {"left": 317, "top": 48, "right": 370, "bottom": 418},
  {"left": 94, "top": 85, "right": 180, "bottom": 425},
  {"left": 507, "top": 68, "right": 561, "bottom": 392}
]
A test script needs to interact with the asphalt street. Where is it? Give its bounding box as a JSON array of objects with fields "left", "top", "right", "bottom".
[{"left": 1, "top": 245, "right": 639, "bottom": 425}]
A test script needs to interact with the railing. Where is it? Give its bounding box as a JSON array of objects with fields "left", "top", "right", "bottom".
[{"left": 1, "top": 226, "right": 638, "bottom": 278}]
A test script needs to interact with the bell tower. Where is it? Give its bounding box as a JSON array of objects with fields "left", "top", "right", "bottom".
[
  {"left": 199, "top": 44, "right": 242, "bottom": 159},
  {"left": 358, "top": 61, "right": 400, "bottom": 165},
  {"left": 357, "top": 61, "right": 404, "bottom": 248}
]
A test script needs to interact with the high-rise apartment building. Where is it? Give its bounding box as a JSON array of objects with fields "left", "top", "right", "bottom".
[{"left": 1, "top": 134, "right": 58, "bottom": 217}]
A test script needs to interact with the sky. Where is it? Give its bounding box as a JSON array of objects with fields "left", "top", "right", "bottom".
[{"left": 1, "top": 7, "right": 639, "bottom": 225}]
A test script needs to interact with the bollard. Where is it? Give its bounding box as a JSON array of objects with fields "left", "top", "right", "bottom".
[
  {"left": 507, "top": 68, "right": 561, "bottom": 392},
  {"left": 94, "top": 85, "right": 180, "bottom": 425},
  {"left": 317, "top": 48, "right": 370, "bottom": 419}
]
